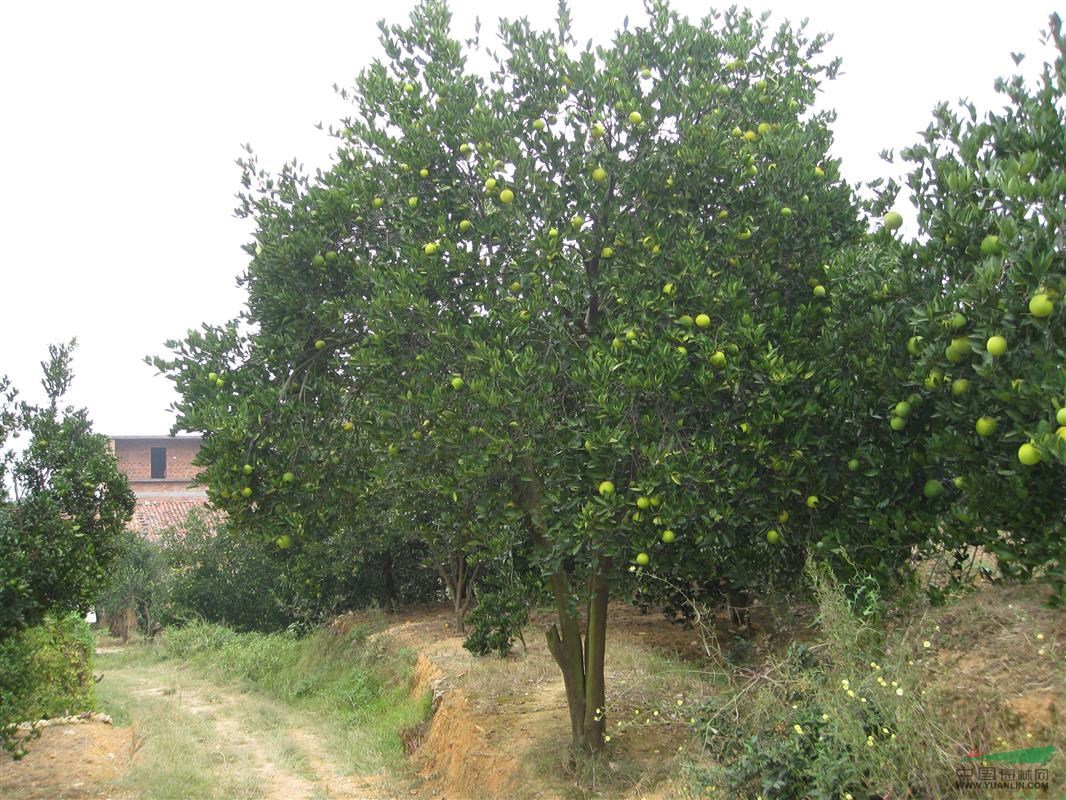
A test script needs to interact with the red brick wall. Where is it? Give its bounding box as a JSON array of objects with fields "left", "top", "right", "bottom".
[{"left": 113, "top": 437, "right": 202, "bottom": 484}]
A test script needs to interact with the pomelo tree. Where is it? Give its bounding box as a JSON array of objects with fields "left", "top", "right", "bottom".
[
  {"left": 864, "top": 13, "right": 1066, "bottom": 598},
  {"left": 157, "top": 0, "right": 881, "bottom": 754}
]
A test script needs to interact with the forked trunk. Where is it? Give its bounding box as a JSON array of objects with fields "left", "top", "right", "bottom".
[
  {"left": 542, "top": 563, "right": 611, "bottom": 754},
  {"left": 514, "top": 455, "right": 610, "bottom": 754},
  {"left": 434, "top": 552, "right": 479, "bottom": 634}
]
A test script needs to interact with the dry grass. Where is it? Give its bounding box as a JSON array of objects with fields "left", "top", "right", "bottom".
[{"left": 904, "top": 582, "right": 1066, "bottom": 768}]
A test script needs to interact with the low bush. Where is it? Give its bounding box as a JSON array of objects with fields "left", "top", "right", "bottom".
[
  {"left": 0, "top": 614, "right": 95, "bottom": 757},
  {"left": 463, "top": 584, "right": 529, "bottom": 658},
  {"left": 690, "top": 563, "right": 955, "bottom": 798}
]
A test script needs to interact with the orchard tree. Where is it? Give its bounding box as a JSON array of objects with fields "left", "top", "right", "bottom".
[
  {"left": 157, "top": 0, "right": 877, "bottom": 754},
  {"left": 0, "top": 342, "right": 135, "bottom": 636},
  {"left": 865, "top": 13, "right": 1066, "bottom": 598}
]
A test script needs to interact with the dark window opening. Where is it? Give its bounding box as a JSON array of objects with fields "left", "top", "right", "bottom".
[{"left": 150, "top": 447, "right": 167, "bottom": 479}]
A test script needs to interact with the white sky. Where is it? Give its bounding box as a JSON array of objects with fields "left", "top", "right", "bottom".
[{"left": 0, "top": 1, "right": 1056, "bottom": 436}]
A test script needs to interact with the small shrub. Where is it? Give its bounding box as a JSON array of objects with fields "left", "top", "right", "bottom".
[
  {"left": 0, "top": 614, "right": 95, "bottom": 758},
  {"left": 463, "top": 583, "right": 529, "bottom": 658},
  {"left": 690, "top": 562, "right": 954, "bottom": 798}
]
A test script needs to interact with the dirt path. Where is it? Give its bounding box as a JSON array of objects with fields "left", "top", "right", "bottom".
[{"left": 0, "top": 646, "right": 404, "bottom": 800}]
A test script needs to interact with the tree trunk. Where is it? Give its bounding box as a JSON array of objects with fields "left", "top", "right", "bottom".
[
  {"left": 726, "top": 587, "right": 750, "bottom": 630},
  {"left": 513, "top": 455, "right": 609, "bottom": 754},
  {"left": 434, "top": 552, "right": 480, "bottom": 634},
  {"left": 381, "top": 550, "right": 398, "bottom": 613}
]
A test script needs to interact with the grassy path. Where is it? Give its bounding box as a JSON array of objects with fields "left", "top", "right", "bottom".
[{"left": 91, "top": 645, "right": 405, "bottom": 800}]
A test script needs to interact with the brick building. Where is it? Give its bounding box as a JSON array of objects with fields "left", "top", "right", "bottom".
[{"left": 110, "top": 435, "right": 210, "bottom": 538}]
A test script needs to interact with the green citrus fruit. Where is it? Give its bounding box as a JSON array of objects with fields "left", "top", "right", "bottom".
[
  {"left": 695, "top": 313, "right": 711, "bottom": 328},
  {"left": 598, "top": 480, "right": 615, "bottom": 497},
  {"left": 882, "top": 211, "right": 903, "bottom": 231},
  {"left": 766, "top": 529, "right": 781, "bottom": 544},
  {"left": 979, "top": 234, "right": 1001, "bottom": 255},
  {"left": 1017, "top": 443, "right": 1041, "bottom": 466},
  {"left": 661, "top": 530, "right": 676, "bottom": 543},
  {"left": 975, "top": 416, "right": 998, "bottom": 437},
  {"left": 1029, "top": 293, "right": 1054, "bottom": 318},
  {"left": 923, "top": 479, "right": 944, "bottom": 499},
  {"left": 986, "top": 336, "right": 1007, "bottom": 356},
  {"left": 635, "top": 552, "right": 650, "bottom": 566}
]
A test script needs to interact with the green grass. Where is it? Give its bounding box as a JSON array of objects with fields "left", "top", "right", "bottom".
[{"left": 94, "top": 657, "right": 260, "bottom": 800}]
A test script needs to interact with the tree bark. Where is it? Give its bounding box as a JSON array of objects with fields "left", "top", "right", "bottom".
[
  {"left": 381, "top": 550, "right": 398, "bottom": 613},
  {"left": 434, "top": 552, "right": 479, "bottom": 634},
  {"left": 513, "top": 455, "right": 608, "bottom": 754}
]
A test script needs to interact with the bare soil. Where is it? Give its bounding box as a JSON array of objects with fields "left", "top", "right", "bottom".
[{"left": 0, "top": 721, "right": 133, "bottom": 800}]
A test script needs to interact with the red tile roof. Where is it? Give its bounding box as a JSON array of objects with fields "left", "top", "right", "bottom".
[{"left": 130, "top": 496, "right": 216, "bottom": 539}]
